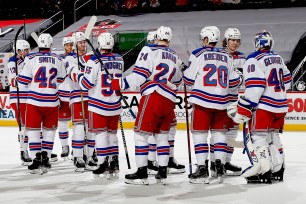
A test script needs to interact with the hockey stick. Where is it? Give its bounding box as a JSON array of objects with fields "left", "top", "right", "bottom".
[
  {"left": 30, "top": 32, "right": 39, "bottom": 45},
  {"left": 0, "top": 28, "right": 14, "bottom": 37},
  {"left": 119, "top": 116, "right": 131, "bottom": 169},
  {"left": 14, "top": 26, "right": 24, "bottom": 154},
  {"left": 84, "top": 16, "right": 133, "bottom": 168},
  {"left": 181, "top": 62, "right": 193, "bottom": 175}
]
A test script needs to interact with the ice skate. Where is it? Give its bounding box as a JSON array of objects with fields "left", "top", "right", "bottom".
[
  {"left": 246, "top": 170, "right": 272, "bottom": 184},
  {"left": 210, "top": 161, "right": 217, "bottom": 178},
  {"left": 109, "top": 155, "right": 119, "bottom": 179},
  {"left": 21, "top": 150, "right": 32, "bottom": 166},
  {"left": 41, "top": 151, "right": 51, "bottom": 174},
  {"left": 167, "top": 157, "right": 185, "bottom": 174},
  {"left": 74, "top": 157, "right": 86, "bottom": 172},
  {"left": 50, "top": 153, "right": 58, "bottom": 162},
  {"left": 85, "top": 157, "right": 98, "bottom": 171},
  {"left": 272, "top": 164, "right": 284, "bottom": 182},
  {"left": 93, "top": 157, "right": 109, "bottom": 179},
  {"left": 215, "top": 159, "right": 225, "bottom": 183},
  {"left": 148, "top": 160, "right": 158, "bottom": 175},
  {"left": 189, "top": 163, "right": 210, "bottom": 184},
  {"left": 155, "top": 166, "right": 167, "bottom": 185},
  {"left": 28, "top": 152, "right": 42, "bottom": 175},
  {"left": 224, "top": 162, "right": 242, "bottom": 176},
  {"left": 125, "top": 167, "right": 149, "bottom": 185},
  {"left": 60, "top": 145, "right": 70, "bottom": 161}
]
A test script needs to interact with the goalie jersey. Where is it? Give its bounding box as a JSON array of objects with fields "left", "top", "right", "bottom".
[
  {"left": 7, "top": 56, "right": 28, "bottom": 104},
  {"left": 17, "top": 52, "right": 66, "bottom": 107},
  {"left": 243, "top": 50, "right": 292, "bottom": 113},
  {"left": 123, "top": 44, "right": 182, "bottom": 102},
  {"left": 79, "top": 53, "right": 123, "bottom": 116},
  {"left": 184, "top": 46, "right": 241, "bottom": 110}
]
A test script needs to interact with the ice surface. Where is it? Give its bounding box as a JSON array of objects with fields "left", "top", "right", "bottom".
[{"left": 0, "top": 127, "right": 306, "bottom": 204}]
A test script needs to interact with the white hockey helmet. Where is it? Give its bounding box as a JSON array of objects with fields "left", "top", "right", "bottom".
[
  {"left": 200, "top": 26, "right": 220, "bottom": 43},
  {"left": 38, "top": 33, "right": 53, "bottom": 48},
  {"left": 147, "top": 31, "right": 157, "bottom": 43},
  {"left": 14, "top": 40, "right": 30, "bottom": 52},
  {"left": 254, "top": 30, "right": 274, "bottom": 51},
  {"left": 156, "top": 26, "right": 172, "bottom": 42},
  {"left": 224, "top": 28, "right": 241, "bottom": 40},
  {"left": 62, "top": 36, "right": 74, "bottom": 46},
  {"left": 72, "top": 31, "right": 86, "bottom": 43},
  {"left": 97, "top": 32, "right": 114, "bottom": 50}
]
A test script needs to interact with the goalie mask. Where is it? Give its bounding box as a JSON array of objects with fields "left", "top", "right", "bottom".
[{"left": 254, "top": 31, "right": 274, "bottom": 51}]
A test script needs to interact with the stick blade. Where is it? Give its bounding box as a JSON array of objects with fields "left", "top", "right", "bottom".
[
  {"left": 30, "top": 32, "right": 39, "bottom": 45},
  {"left": 84, "top": 16, "right": 97, "bottom": 39}
]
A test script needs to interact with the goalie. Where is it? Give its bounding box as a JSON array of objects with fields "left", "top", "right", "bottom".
[{"left": 228, "top": 31, "right": 292, "bottom": 183}]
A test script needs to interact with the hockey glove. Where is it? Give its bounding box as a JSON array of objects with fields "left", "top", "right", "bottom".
[
  {"left": 233, "top": 96, "right": 253, "bottom": 124},
  {"left": 69, "top": 66, "right": 83, "bottom": 83},
  {"left": 227, "top": 102, "right": 238, "bottom": 119}
]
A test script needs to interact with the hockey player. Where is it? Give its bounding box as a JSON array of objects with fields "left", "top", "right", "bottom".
[
  {"left": 57, "top": 37, "right": 74, "bottom": 160},
  {"left": 215, "top": 28, "right": 245, "bottom": 176},
  {"left": 111, "top": 26, "right": 182, "bottom": 185},
  {"left": 8, "top": 40, "right": 31, "bottom": 165},
  {"left": 184, "top": 26, "right": 241, "bottom": 184},
  {"left": 68, "top": 31, "right": 96, "bottom": 171},
  {"left": 17, "top": 33, "right": 67, "bottom": 174},
  {"left": 228, "top": 31, "right": 291, "bottom": 183},
  {"left": 72, "top": 32, "right": 123, "bottom": 178},
  {"left": 145, "top": 31, "right": 185, "bottom": 175}
]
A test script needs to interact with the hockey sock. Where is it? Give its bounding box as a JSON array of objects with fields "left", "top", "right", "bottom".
[
  {"left": 155, "top": 133, "right": 170, "bottom": 167},
  {"left": 71, "top": 124, "right": 85, "bottom": 158},
  {"left": 212, "top": 130, "right": 227, "bottom": 164},
  {"left": 148, "top": 135, "right": 157, "bottom": 161},
  {"left": 95, "top": 131, "right": 109, "bottom": 164},
  {"left": 42, "top": 129, "right": 56, "bottom": 158},
  {"left": 109, "top": 132, "right": 119, "bottom": 159},
  {"left": 135, "top": 132, "right": 149, "bottom": 168},
  {"left": 226, "top": 128, "right": 239, "bottom": 162},
  {"left": 58, "top": 120, "right": 69, "bottom": 147},
  {"left": 87, "top": 132, "right": 96, "bottom": 158},
  {"left": 28, "top": 130, "right": 41, "bottom": 158},
  {"left": 169, "top": 125, "right": 176, "bottom": 158},
  {"left": 192, "top": 132, "right": 208, "bottom": 165}
]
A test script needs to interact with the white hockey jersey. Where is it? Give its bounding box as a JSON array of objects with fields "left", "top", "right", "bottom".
[
  {"left": 18, "top": 51, "right": 66, "bottom": 107},
  {"left": 79, "top": 53, "right": 123, "bottom": 116},
  {"left": 7, "top": 56, "right": 28, "bottom": 104},
  {"left": 124, "top": 44, "right": 182, "bottom": 102},
  {"left": 66, "top": 53, "right": 90, "bottom": 105},
  {"left": 243, "top": 50, "right": 292, "bottom": 113},
  {"left": 223, "top": 50, "right": 246, "bottom": 103},
  {"left": 58, "top": 53, "right": 73, "bottom": 102},
  {"left": 184, "top": 46, "right": 241, "bottom": 110}
]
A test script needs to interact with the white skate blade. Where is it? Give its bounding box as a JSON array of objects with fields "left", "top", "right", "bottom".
[
  {"left": 85, "top": 165, "right": 98, "bottom": 171},
  {"left": 29, "top": 169, "right": 42, "bottom": 175},
  {"left": 75, "top": 167, "right": 85, "bottom": 173},
  {"left": 125, "top": 178, "right": 149, "bottom": 185},
  {"left": 210, "top": 171, "right": 217, "bottom": 178},
  {"left": 156, "top": 178, "right": 167, "bottom": 185},
  {"left": 93, "top": 172, "right": 109, "bottom": 179},
  {"left": 218, "top": 176, "right": 224, "bottom": 184},
  {"left": 62, "top": 157, "right": 70, "bottom": 161},
  {"left": 189, "top": 177, "right": 210, "bottom": 184},
  {"left": 167, "top": 167, "right": 186, "bottom": 174},
  {"left": 22, "top": 161, "right": 32, "bottom": 166},
  {"left": 148, "top": 169, "right": 158, "bottom": 175},
  {"left": 50, "top": 158, "right": 58, "bottom": 162},
  {"left": 109, "top": 171, "right": 119, "bottom": 180},
  {"left": 226, "top": 171, "right": 242, "bottom": 176},
  {"left": 41, "top": 167, "right": 50, "bottom": 174}
]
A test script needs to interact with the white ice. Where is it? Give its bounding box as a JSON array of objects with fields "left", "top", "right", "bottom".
[{"left": 0, "top": 127, "right": 306, "bottom": 204}]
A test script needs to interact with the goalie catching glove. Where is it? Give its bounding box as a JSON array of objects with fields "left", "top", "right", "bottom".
[{"left": 227, "top": 96, "right": 253, "bottom": 124}]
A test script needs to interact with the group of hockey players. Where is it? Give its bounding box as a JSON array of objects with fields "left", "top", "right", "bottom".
[{"left": 8, "top": 23, "right": 291, "bottom": 185}]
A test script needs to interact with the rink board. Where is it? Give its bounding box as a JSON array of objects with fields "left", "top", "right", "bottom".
[{"left": 1, "top": 92, "right": 306, "bottom": 131}]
